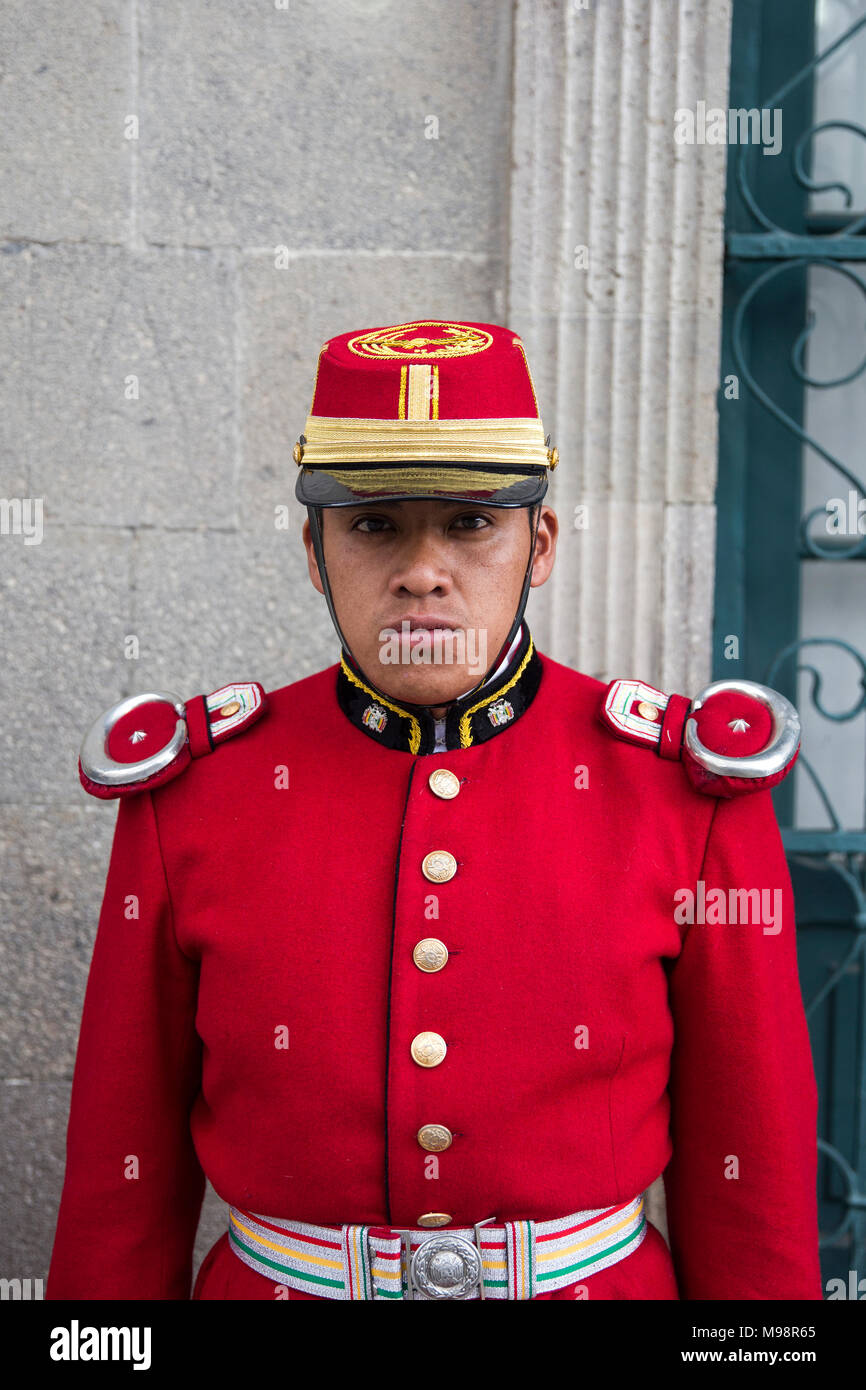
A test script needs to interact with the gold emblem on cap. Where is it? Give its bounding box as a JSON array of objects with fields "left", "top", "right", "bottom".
[
  {"left": 413, "top": 938, "right": 449, "bottom": 973},
  {"left": 637, "top": 701, "right": 660, "bottom": 721},
  {"left": 293, "top": 441, "right": 304, "bottom": 465},
  {"left": 417, "top": 1212, "right": 452, "bottom": 1227},
  {"left": 547, "top": 445, "right": 559, "bottom": 469},
  {"left": 421, "top": 851, "right": 457, "bottom": 883},
  {"left": 347, "top": 321, "right": 493, "bottom": 360},
  {"left": 218, "top": 700, "right": 241, "bottom": 718},
  {"left": 428, "top": 768, "right": 460, "bottom": 799},
  {"left": 411, "top": 1031, "right": 447, "bottom": 1067},
  {"left": 417, "top": 1124, "right": 453, "bottom": 1152}
]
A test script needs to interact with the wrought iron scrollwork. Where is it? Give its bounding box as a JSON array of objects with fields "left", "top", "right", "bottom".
[
  {"left": 766, "top": 639, "right": 866, "bottom": 1258},
  {"left": 730, "top": 261, "right": 866, "bottom": 558},
  {"left": 734, "top": 11, "right": 866, "bottom": 237},
  {"left": 792, "top": 119, "right": 866, "bottom": 231}
]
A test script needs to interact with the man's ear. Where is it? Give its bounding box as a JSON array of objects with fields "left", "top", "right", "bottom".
[
  {"left": 529, "top": 504, "right": 558, "bottom": 588},
  {"left": 302, "top": 516, "right": 326, "bottom": 596}
]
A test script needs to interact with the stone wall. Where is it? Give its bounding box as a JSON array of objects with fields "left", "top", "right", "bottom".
[{"left": 0, "top": 0, "right": 732, "bottom": 1289}]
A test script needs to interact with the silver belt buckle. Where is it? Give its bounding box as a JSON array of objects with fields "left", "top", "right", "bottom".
[{"left": 391, "top": 1217, "right": 496, "bottom": 1300}]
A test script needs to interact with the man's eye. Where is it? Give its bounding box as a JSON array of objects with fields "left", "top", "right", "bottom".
[{"left": 351, "top": 513, "right": 491, "bottom": 532}]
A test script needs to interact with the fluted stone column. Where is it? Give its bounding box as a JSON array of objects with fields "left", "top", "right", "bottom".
[{"left": 511, "top": 0, "right": 733, "bottom": 698}]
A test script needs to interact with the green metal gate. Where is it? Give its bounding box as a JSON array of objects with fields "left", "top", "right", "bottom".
[{"left": 716, "top": 0, "right": 866, "bottom": 1290}]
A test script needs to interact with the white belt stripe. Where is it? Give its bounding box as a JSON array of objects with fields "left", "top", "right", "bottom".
[{"left": 227, "top": 1194, "right": 647, "bottom": 1301}]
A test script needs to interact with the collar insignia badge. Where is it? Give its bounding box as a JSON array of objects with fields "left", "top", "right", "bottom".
[
  {"left": 362, "top": 703, "right": 388, "bottom": 733},
  {"left": 487, "top": 698, "right": 514, "bottom": 728}
]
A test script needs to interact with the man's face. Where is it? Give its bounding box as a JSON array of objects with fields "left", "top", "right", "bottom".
[{"left": 302, "top": 498, "right": 558, "bottom": 709}]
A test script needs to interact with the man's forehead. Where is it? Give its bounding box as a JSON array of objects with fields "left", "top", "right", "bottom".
[{"left": 344, "top": 498, "right": 484, "bottom": 511}]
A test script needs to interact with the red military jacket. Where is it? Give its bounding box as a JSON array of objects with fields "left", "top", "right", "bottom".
[{"left": 47, "top": 626, "right": 822, "bottom": 1300}]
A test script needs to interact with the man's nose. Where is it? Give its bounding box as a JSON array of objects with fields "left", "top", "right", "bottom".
[{"left": 388, "top": 528, "right": 453, "bottom": 590}]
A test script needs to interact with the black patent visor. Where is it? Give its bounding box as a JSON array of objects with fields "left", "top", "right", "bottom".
[{"left": 295, "top": 462, "right": 549, "bottom": 507}]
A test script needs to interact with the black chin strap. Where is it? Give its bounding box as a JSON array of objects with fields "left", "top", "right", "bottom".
[{"left": 307, "top": 503, "right": 542, "bottom": 705}]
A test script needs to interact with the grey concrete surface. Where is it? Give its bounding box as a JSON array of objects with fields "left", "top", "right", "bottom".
[{"left": 1, "top": 0, "right": 734, "bottom": 1294}]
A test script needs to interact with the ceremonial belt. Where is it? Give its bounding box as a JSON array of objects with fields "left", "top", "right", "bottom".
[{"left": 227, "top": 1193, "right": 647, "bottom": 1300}]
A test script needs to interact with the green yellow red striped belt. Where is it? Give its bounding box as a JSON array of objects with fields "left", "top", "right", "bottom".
[{"left": 226, "top": 1193, "right": 647, "bottom": 1300}]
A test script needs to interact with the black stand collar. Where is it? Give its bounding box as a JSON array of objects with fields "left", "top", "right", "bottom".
[{"left": 335, "top": 623, "right": 542, "bottom": 755}]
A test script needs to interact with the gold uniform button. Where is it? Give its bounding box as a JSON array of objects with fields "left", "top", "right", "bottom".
[
  {"left": 428, "top": 768, "right": 460, "bottom": 799},
  {"left": 637, "top": 700, "right": 660, "bottom": 721},
  {"left": 417, "top": 1124, "right": 453, "bottom": 1152},
  {"left": 421, "top": 850, "right": 457, "bottom": 883},
  {"left": 218, "top": 699, "right": 241, "bottom": 718},
  {"left": 417, "top": 1212, "right": 452, "bottom": 1228},
  {"left": 413, "top": 938, "right": 449, "bottom": 973},
  {"left": 411, "top": 1031, "right": 447, "bottom": 1067}
]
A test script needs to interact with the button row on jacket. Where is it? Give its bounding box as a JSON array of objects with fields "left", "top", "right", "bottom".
[{"left": 413, "top": 770, "right": 459, "bottom": 1221}]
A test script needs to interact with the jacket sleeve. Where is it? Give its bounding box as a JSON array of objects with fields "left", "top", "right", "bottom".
[
  {"left": 662, "top": 788, "right": 823, "bottom": 1300},
  {"left": 47, "top": 789, "right": 205, "bottom": 1299}
]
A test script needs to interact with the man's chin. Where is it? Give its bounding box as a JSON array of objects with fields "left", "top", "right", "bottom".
[{"left": 369, "top": 666, "right": 485, "bottom": 709}]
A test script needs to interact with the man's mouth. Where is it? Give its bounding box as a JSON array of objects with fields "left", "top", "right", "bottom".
[
  {"left": 392, "top": 618, "right": 462, "bottom": 643},
  {"left": 402, "top": 618, "right": 460, "bottom": 629}
]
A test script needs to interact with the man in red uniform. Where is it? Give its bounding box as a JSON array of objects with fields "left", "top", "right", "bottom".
[{"left": 47, "top": 320, "right": 822, "bottom": 1301}]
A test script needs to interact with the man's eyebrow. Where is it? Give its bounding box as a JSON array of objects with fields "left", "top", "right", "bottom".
[{"left": 346, "top": 500, "right": 479, "bottom": 513}]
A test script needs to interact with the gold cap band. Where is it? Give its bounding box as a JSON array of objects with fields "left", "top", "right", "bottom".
[{"left": 300, "top": 415, "right": 550, "bottom": 468}]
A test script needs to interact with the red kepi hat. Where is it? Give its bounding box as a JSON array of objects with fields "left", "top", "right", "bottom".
[{"left": 293, "top": 319, "right": 558, "bottom": 506}]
